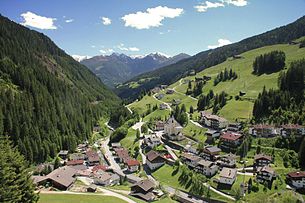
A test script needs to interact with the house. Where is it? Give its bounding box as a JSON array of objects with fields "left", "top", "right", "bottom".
[
  {"left": 249, "top": 124, "right": 278, "bottom": 137},
  {"left": 66, "top": 159, "right": 84, "bottom": 166},
  {"left": 92, "top": 164, "right": 108, "bottom": 173},
  {"left": 227, "top": 123, "right": 242, "bottom": 132},
  {"left": 180, "top": 153, "right": 201, "bottom": 168},
  {"left": 280, "top": 124, "right": 305, "bottom": 137},
  {"left": 219, "top": 132, "right": 243, "bottom": 151},
  {"left": 69, "top": 153, "right": 86, "bottom": 161},
  {"left": 217, "top": 153, "right": 236, "bottom": 168},
  {"left": 130, "top": 179, "right": 156, "bottom": 202},
  {"left": 199, "top": 111, "right": 228, "bottom": 130},
  {"left": 114, "top": 148, "right": 129, "bottom": 163},
  {"left": 256, "top": 166, "right": 276, "bottom": 185},
  {"left": 195, "top": 159, "right": 218, "bottom": 177},
  {"left": 126, "top": 159, "right": 140, "bottom": 173},
  {"left": 164, "top": 117, "right": 185, "bottom": 141},
  {"left": 189, "top": 70, "right": 196, "bottom": 76},
  {"left": 233, "top": 55, "right": 243, "bottom": 59},
  {"left": 205, "top": 130, "right": 220, "bottom": 140},
  {"left": 219, "top": 167, "right": 237, "bottom": 185},
  {"left": 86, "top": 150, "right": 100, "bottom": 166},
  {"left": 254, "top": 154, "right": 272, "bottom": 168},
  {"left": 146, "top": 150, "right": 165, "bottom": 171},
  {"left": 185, "top": 144, "right": 198, "bottom": 154},
  {"left": 201, "top": 146, "right": 221, "bottom": 161},
  {"left": 156, "top": 94, "right": 164, "bottom": 100},
  {"left": 166, "top": 89, "right": 175, "bottom": 94},
  {"left": 159, "top": 103, "right": 168, "bottom": 110},
  {"left": 286, "top": 171, "right": 305, "bottom": 189},
  {"left": 160, "top": 85, "right": 168, "bottom": 89},
  {"left": 155, "top": 121, "right": 165, "bottom": 131},
  {"left": 46, "top": 166, "right": 77, "bottom": 190},
  {"left": 151, "top": 87, "right": 161, "bottom": 94},
  {"left": 94, "top": 171, "right": 120, "bottom": 186},
  {"left": 77, "top": 143, "right": 88, "bottom": 153},
  {"left": 144, "top": 134, "right": 161, "bottom": 148},
  {"left": 58, "top": 150, "right": 69, "bottom": 159},
  {"left": 172, "top": 99, "right": 181, "bottom": 106}
]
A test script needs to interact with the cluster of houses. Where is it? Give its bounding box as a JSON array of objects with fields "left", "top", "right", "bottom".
[
  {"left": 249, "top": 124, "right": 305, "bottom": 138},
  {"left": 111, "top": 143, "right": 141, "bottom": 173}
]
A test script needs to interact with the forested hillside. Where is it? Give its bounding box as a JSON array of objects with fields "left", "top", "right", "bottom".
[
  {"left": 0, "top": 15, "right": 127, "bottom": 163},
  {"left": 117, "top": 15, "right": 305, "bottom": 101}
]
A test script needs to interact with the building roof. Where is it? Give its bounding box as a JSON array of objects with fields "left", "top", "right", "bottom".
[
  {"left": 197, "top": 159, "right": 213, "bottom": 168},
  {"left": 205, "top": 130, "right": 219, "bottom": 135},
  {"left": 200, "top": 111, "right": 227, "bottom": 123},
  {"left": 220, "top": 132, "right": 242, "bottom": 141},
  {"left": 126, "top": 159, "right": 140, "bottom": 166},
  {"left": 58, "top": 150, "right": 69, "bottom": 155},
  {"left": 111, "top": 143, "right": 121, "bottom": 148},
  {"left": 97, "top": 172, "right": 112, "bottom": 182},
  {"left": 47, "top": 166, "right": 77, "bottom": 188},
  {"left": 181, "top": 153, "right": 201, "bottom": 162},
  {"left": 88, "top": 154, "right": 100, "bottom": 163},
  {"left": 69, "top": 153, "right": 86, "bottom": 161},
  {"left": 281, "top": 124, "right": 304, "bottom": 129},
  {"left": 219, "top": 167, "right": 237, "bottom": 179},
  {"left": 146, "top": 150, "right": 163, "bottom": 162},
  {"left": 69, "top": 164, "right": 88, "bottom": 171},
  {"left": 252, "top": 124, "right": 274, "bottom": 129},
  {"left": 165, "top": 116, "right": 182, "bottom": 127},
  {"left": 254, "top": 154, "right": 272, "bottom": 161},
  {"left": 32, "top": 175, "right": 48, "bottom": 184},
  {"left": 115, "top": 148, "right": 130, "bottom": 159},
  {"left": 287, "top": 171, "right": 305, "bottom": 178},
  {"left": 92, "top": 165, "right": 108, "bottom": 173},
  {"left": 205, "top": 146, "right": 221, "bottom": 154},
  {"left": 130, "top": 192, "right": 155, "bottom": 202},
  {"left": 132, "top": 179, "right": 155, "bottom": 192},
  {"left": 66, "top": 160, "right": 84, "bottom": 166}
]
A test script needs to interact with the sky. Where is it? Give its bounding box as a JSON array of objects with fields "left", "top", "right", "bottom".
[{"left": 1, "top": 0, "right": 305, "bottom": 58}]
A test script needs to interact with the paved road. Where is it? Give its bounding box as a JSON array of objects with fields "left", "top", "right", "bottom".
[
  {"left": 125, "top": 105, "right": 133, "bottom": 114},
  {"left": 101, "top": 137, "right": 122, "bottom": 172}
]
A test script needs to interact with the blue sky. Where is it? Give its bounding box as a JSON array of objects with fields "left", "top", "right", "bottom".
[{"left": 1, "top": 0, "right": 304, "bottom": 57}]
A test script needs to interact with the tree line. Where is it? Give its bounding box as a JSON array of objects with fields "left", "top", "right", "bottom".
[
  {"left": 214, "top": 68, "right": 237, "bottom": 86},
  {"left": 252, "top": 51, "right": 286, "bottom": 74}
]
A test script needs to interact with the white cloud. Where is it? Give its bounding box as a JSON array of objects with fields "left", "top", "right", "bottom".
[
  {"left": 65, "top": 19, "right": 74, "bottom": 23},
  {"left": 194, "top": 1, "right": 224, "bottom": 12},
  {"left": 91, "top": 45, "right": 96, "bottom": 48},
  {"left": 129, "top": 47, "right": 140, "bottom": 52},
  {"left": 122, "top": 6, "right": 183, "bottom": 29},
  {"left": 208, "top": 38, "right": 232, "bottom": 49},
  {"left": 102, "top": 17, "right": 111, "bottom": 25},
  {"left": 99, "top": 49, "right": 107, "bottom": 54},
  {"left": 21, "top": 11, "right": 57, "bottom": 30},
  {"left": 223, "top": 0, "right": 248, "bottom": 6},
  {"left": 108, "top": 49, "right": 114, "bottom": 53},
  {"left": 195, "top": 0, "right": 248, "bottom": 12}
]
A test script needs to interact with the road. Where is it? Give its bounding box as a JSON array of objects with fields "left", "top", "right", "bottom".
[
  {"left": 173, "top": 79, "right": 198, "bottom": 101},
  {"left": 152, "top": 93, "right": 172, "bottom": 111},
  {"left": 101, "top": 137, "right": 122, "bottom": 172}
]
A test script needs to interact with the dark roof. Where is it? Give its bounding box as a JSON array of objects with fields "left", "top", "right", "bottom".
[
  {"left": 66, "top": 160, "right": 84, "bottom": 166},
  {"left": 130, "top": 192, "right": 155, "bottom": 201},
  {"left": 47, "top": 166, "right": 77, "bottom": 188},
  {"left": 221, "top": 132, "right": 242, "bottom": 141},
  {"left": 287, "top": 171, "right": 305, "bottom": 178},
  {"left": 254, "top": 154, "right": 272, "bottom": 161},
  {"left": 146, "top": 150, "right": 163, "bottom": 162},
  {"left": 205, "top": 146, "right": 221, "bottom": 153},
  {"left": 126, "top": 159, "right": 140, "bottom": 166},
  {"left": 181, "top": 153, "right": 201, "bottom": 162},
  {"left": 257, "top": 166, "right": 275, "bottom": 175},
  {"left": 132, "top": 179, "right": 155, "bottom": 192}
]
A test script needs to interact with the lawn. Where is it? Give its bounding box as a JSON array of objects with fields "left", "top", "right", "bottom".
[
  {"left": 143, "top": 109, "right": 171, "bottom": 122},
  {"left": 39, "top": 193, "right": 127, "bottom": 203},
  {"left": 182, "top": 121, "right": 207, "bottom": 142},
  {"left": 129, "top": 95, "right": 162, "bottom": 115}
]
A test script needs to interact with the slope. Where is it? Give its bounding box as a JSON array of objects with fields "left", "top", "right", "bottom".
[
  {"left": 116, "top": 15, "right": 305, "bottom": 101},
  {"left": 0, "top": 15, "right": 125, "bottom": 163}
]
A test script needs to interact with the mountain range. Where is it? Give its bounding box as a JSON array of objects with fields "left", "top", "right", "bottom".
[{"left": 79, "top": 52, "right": 190, "bottom": 87}]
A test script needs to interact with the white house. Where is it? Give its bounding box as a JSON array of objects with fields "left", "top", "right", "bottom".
[
  {"left": 287, "top": 171, "right": 305, "bottom": 189},
  {"left": 256, "top": 166, "right": 276, "bottom": 184},
  {"left": 181, "top": 153, "right": 201, "bottom": 168},
  {"left": 144, "top": 134, "right": 161, "bottom": 148},
  {"left": 126, "top": 159, "right": 140, "bottom": 173},
  {"left": 200, "top": 111, "right": 228, "bottom": 130},
  {"left": 195, "top": 159, "right": 218, "bottom": 177},
  {"left": 146, "top": 150, "right": 165, "bottom": 171},
  {"left": 219, "top": 167, "right": 237, "bottom": 185}
]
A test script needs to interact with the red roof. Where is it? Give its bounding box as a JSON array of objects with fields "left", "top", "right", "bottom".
[
  {"left": 253, "top": 124, "right": 274, "bottom": 129},
  {"left": 92, "top": 165, "right": 108, "bottom": 172},
  {"left": 66, "top": 160, "right": 84, "bottom": 166},
  {"left": 287, "top": 171, "right": 305, "bottom": 178},
  {"left": 221, "top": 132, "right": 242, "bottom": 141},
  {"left": 282, "top": 124, "right": 304, "bottom": 129},
  {"left": 126, "top": 159, "right": 140, "bottom": 166}
]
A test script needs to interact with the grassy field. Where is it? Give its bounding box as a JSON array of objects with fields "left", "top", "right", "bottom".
[
  {"left": 39, "top": 193, "right": 127, "bottom": 203},
  {"left": 129, "top": 95, "right": 162, "bottom": 115},
  {"left": 168, "top": 42, "right": 305, "bottom": 121},
  {"left": 182, "top": 121, "right": 207, "bottom": 142}
]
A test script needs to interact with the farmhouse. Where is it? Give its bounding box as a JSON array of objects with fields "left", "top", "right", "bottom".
[
  {"left": 249, "top": 124, "right": 278, "bottom": 137},
  {"left": 130, "top": 179, "right": 156, "bottom": 202},
  {"left": 219, "top": 167, "right": 237, "bottom": 185},
  {"left": 126, "top": 159, "right": 140, "bottom": 173},
  {"left": 159, "top": 103, "right": 168, "bottom": 110},
  {"left": 94, "top": 171, "right": 120, "bottom": 186},
  {"left": 254, "top": 154, "right": 272, "bottom": 168},
  {"left": 155, "top": 121, "right": 165, "bottom": 131},
  {"left": 280, "top": 124, "right": 305, "bottom": 137},
  {"left": 181, "top": 153, "right": 201, "bottom": 168},
  {"left": 201, "top": 146, "right": 221, "bottom": 161},
  {"left": 144, "top": 134, "right": 161, "bottom": 148},
  {"left": 166, "top": 89, "right": 175, "bottom": 94},
  {"left": 256, "top": 166, "right": 276, "bottom": 185},
  {"left": 219, "top": 132, "right": 243, "bottom": 151},
  {"left": 195, "top": 159, "right": 218, "bottom": 177},
  {"left": 286, "top": 171, "right": 305, "bottom": 189},
  {"left": 86, "top": 150, "right": 100, "bottom": 166},
  {"left": 156, "top": 94, "right": 164, "bottom": 100},
  {"left": 146, "top": 150, "right": 165, "bottom": 171},
  {"left": 46, "top": 166, "right": 77, "bottom": 190},
  {"left": 66, "top": 159, "right": 84, "bottom": 166},
  {"left": 199, "top": 111, "right": 228, "bottom": 130},
  {"left": 227, "top": 123, "right": 242, "bottom": 132}
]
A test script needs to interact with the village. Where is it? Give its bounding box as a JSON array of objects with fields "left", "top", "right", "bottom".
[{"left": 31, "top": 93, "right": 305, "bottom": 203}]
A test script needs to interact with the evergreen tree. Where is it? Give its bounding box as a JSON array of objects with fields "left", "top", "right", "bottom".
[{"left": 0, "top": 136, "right": 39, "bottom": 203}]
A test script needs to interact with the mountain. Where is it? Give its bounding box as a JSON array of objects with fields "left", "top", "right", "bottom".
[
  {"left": 116, "top": 15, "right": 305, "bottom": 101},
  {"left": 0, "top": 15, "right": 127, "bottom": 163},
  {"left": 80, "top": 52, "right": 190, "bottom": 87}
]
